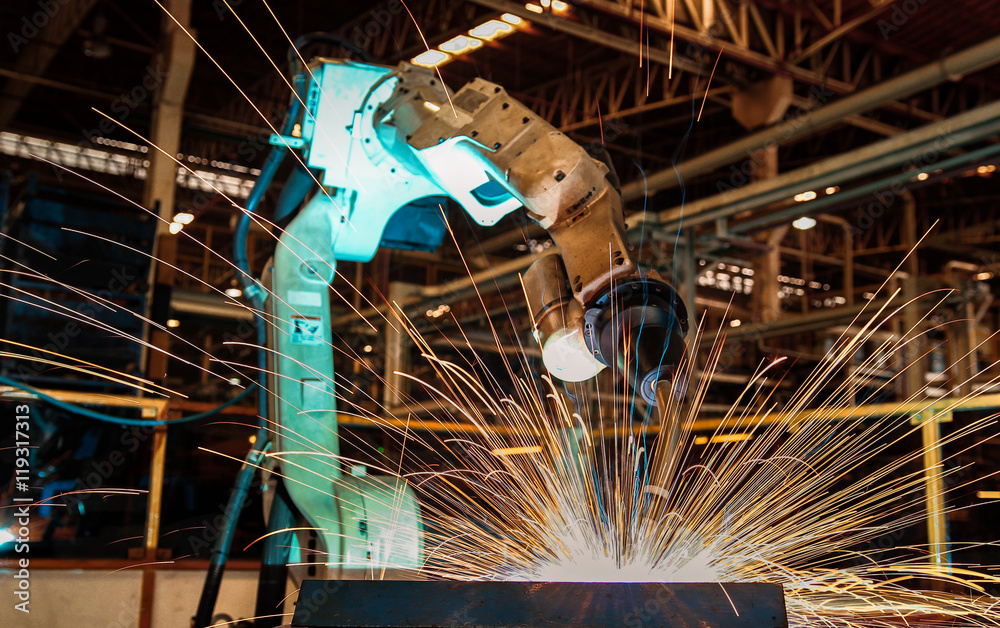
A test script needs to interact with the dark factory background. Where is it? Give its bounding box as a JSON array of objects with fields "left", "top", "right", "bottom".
[{"left": 1, "top": 1, "right": 999, "bottom": 626}]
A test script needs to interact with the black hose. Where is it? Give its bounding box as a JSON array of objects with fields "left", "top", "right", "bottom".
[
  {"left": 273, "top": 163, "right": 316, "bottom": 225},
  {"left": 253, "top": 481, "right": 296, "bottom": 628},
  {"left": 193, "top": 427, "right": 269, "bottom": 628}
]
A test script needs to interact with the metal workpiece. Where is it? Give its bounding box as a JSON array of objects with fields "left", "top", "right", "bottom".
[{"left": 290, "top": 580, "right": 788, "bottom": 628}]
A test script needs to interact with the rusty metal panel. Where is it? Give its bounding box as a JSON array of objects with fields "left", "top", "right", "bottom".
[{"left": 291, "top": 580, "right": 787, "bottom": 628}]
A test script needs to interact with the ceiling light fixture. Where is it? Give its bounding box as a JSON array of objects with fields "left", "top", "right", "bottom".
[
  {"left": 792, "top": 216, "right": 817, "bottom": 230},
  {"left": 412, "top": 49, "right": 450, "bottom": 68},
  {"left": 469, "top": 20, "right": 514, "bottom": 41}
]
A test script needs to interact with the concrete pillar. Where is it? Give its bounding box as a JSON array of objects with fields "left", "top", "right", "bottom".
[
  {"left": 143, "top": 0, "right": 195, "bottom": 380},
  {"left": 731, "top": 76, "right": 794, "bottom": 182},
  {"left": 143, "top": 0, "right": 196, "bottom": 227},
  {"left": 734, "top": 77, "right": 794, "bottom": 326},
  {"left": 753, "top": 225, "right": 789, "bottom": 324},
  {"left": 383, "top": 282, "right": 421, "bottom": 409}
]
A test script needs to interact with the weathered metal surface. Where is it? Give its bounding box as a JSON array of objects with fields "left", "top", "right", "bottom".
[{"left": 291, "top": 580, "right": 788, "bottom": 628}]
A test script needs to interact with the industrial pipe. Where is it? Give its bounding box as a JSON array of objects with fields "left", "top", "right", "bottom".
[
  {"left": 728, "top": 141, "right": 1000, "bottom": 234},
  {"left": 650, "top": 98, "right": 1000, "bottom": 232},
  {"left": 618, "top": 34, "right": 1000, "bottom": 201}
]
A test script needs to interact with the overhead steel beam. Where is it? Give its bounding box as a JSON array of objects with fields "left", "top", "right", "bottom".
[
  {"left": 465, "top": 0, "right": 996, "bottom": 201},
  {"left": 0, "top": 66, "right": 112, "bottom": 101},
  {"left": 520, "top": 56, "right": 720, "bottom": 131},
  {"left": 532, "top": 0, "right": 937, "bottom": 122},
  {"left": 0, "top": 0, "right": 100, "bottom": 129},
  {"left": 0, "top": 67, "right": 270, "bottom": 140},
  {"left": 328, "top": 249, "right": 557, "bottom": 329},
  {"left": 704, "top": 297, "right": 890, "bottom": 343},
  {"left": 788, "top": 1, "right": 896, "bottom": 64},
  {"left": 617, "top": 34, "right": 1000, "bottom": 201},
  {"left": 171, "top": 289, "right": 255, "bottom": 321}
]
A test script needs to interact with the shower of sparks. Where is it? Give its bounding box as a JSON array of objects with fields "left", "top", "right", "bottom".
[{"left": 302, "top": 294, "right": 1000, "bottom": 628}]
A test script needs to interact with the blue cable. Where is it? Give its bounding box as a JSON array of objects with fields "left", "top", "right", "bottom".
[{"left": 0, "top": 375, "right": 257, "bottom": 426}]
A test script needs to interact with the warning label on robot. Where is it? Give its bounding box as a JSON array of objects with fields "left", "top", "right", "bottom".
[{"left": 290, "top": 315, "right": 324, "bottom": 345}]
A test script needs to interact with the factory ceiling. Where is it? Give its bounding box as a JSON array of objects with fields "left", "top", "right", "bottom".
[
  {"left": 1, "top": 0, "right": 998, "bottom": 307},
  {"left": 3, "top": 1, "right": 998, "bottom": 192}
]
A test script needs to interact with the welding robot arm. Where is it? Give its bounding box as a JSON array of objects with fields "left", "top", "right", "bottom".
[
  {"left": 260, "top": 58, "right": 688, "bottom": 580},
  {"left": 282, "top": 58, "right": 689, "bottom": 401}
]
